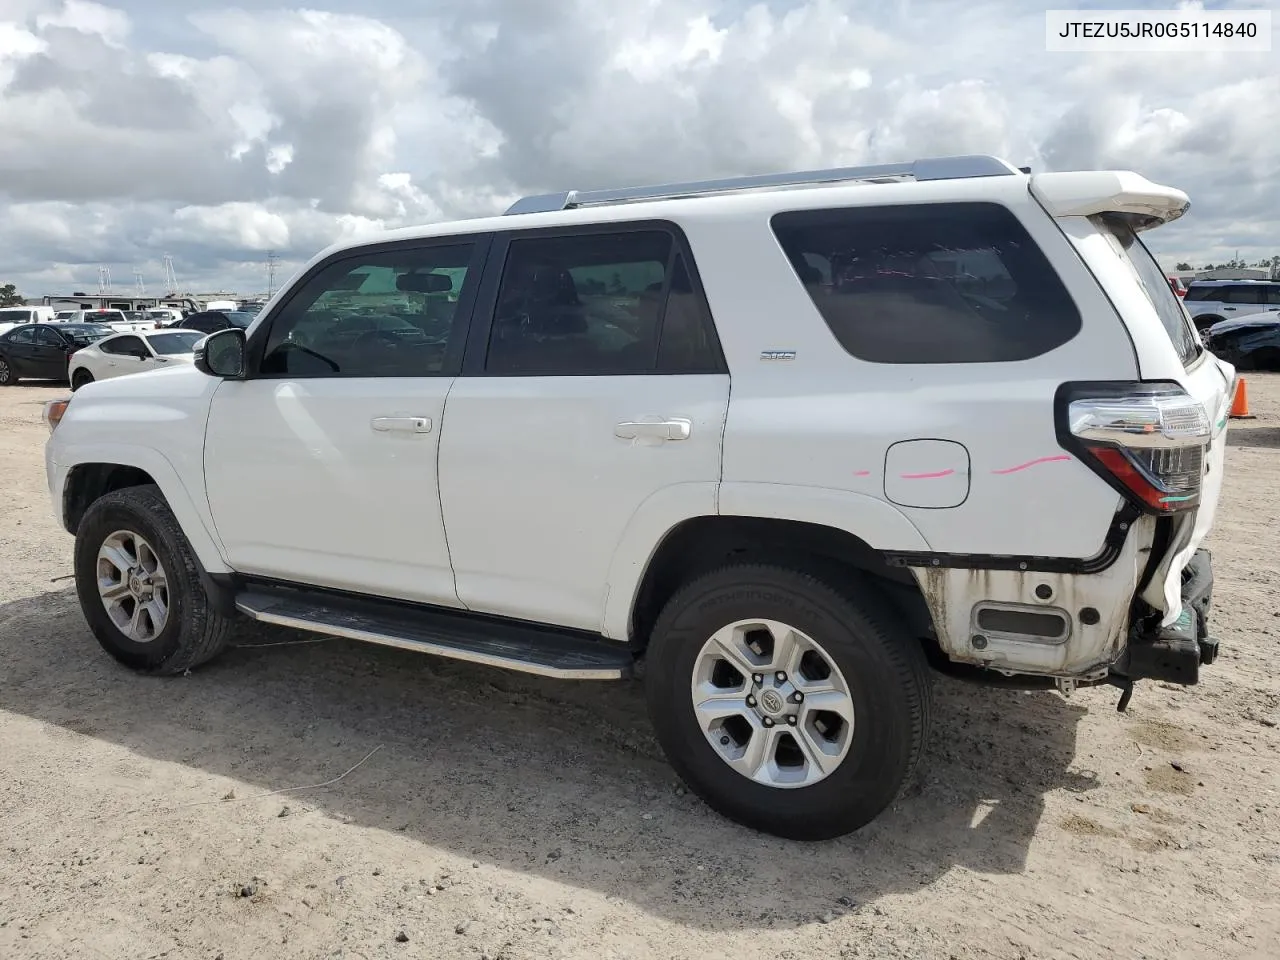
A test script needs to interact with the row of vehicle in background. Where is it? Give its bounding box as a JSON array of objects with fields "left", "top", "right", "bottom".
[
  {"left": 0, "top": 322, "right": 113, "bottom": 385},
  {"left": 0, "top": 321, "right": 206, "bottom": 386},
  {"left": 1181, "top": 279, "right": 1280, "bottom": 370},
  {"left": 0, "top": 305, "right": 164, "bottom": 335}
]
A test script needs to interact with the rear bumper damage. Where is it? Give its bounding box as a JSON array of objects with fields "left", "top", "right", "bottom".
[{"left": 1112, "top": 547, "right": 1219, "bottom": 686}]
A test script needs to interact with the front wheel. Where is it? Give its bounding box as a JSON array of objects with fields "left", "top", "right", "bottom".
[
  {"left": 74, "top": 484, "right": 234, "bottom": 674},
  {"left": 644, "top": 564, "right": 932, "bottom": 841}
]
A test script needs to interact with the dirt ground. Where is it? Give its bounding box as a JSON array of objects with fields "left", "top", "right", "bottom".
[{"left": 1, "top": 376, "right": 1277, "bottom": 960}]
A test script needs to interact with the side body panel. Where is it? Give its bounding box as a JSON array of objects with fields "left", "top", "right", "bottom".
[
  {"left": 690, "top": 176, "right": 1138, "bottom": 559},
  {"left": 45, "top": 364, "right": 232, "bottom": 574}
]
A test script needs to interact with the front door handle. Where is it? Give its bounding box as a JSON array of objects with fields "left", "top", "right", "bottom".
[
  {"left": 371, "top": 416, "right": 432, "bottom": 434},
  {"left": 614, "top": 418, "right": 692, "bottom": 441}
]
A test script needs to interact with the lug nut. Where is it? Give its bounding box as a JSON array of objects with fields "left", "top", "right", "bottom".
[
  {"left": 752, "top": 673, "right": 764, "bottom": 685},
  {"left": 786, "top": 716, "right": 797, "bottom": 726},
  {"left": 775, "top": 671, "right": 786, "bottom": 682},
  {"left": 792, "top": 691, "right": 803, "bottom": 703},
  {"left": 762, "top": 717, "right": 775, "bottom": 728},
  {"left": 746, "top": 695, "right": 757, "bottom": 708}
]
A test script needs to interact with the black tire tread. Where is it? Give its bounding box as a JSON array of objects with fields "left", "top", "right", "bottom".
[
  {"left": 76, "top": 483, "right": 233, "bottom": 675},
  {"left": 646, "top": 561, "right": 932, "bottom": 839}
]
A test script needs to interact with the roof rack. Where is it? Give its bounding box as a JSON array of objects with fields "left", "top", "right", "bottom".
[{"left": 503, "top": 154, "right": 1023, "bottom": 215}]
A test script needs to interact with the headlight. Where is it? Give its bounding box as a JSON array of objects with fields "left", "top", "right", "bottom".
[{"left": 42, "top": 397, "right": 71, "bottom": 433}]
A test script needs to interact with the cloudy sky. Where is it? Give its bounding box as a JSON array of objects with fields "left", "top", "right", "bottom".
[{"left": 0, "top": 0, "right": 1276, "bottom": 298}]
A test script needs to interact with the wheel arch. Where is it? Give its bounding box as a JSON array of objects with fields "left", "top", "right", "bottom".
[
  {"left": 58, "top": 445, "right": 230, "bottom": 576},
  {"left": 605, "top": 482, "right": 936, "bottom": 649}
]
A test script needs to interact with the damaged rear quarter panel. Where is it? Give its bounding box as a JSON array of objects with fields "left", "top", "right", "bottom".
[{"left": 912, "top": 515, "right": 1156, "bottom": 677}]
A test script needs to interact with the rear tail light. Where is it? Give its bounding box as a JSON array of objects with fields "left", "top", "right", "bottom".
[{"left": 1058, "top": 383, "right": 1212, "bottom": 514}]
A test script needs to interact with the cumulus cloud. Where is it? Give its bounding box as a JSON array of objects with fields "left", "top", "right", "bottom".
[{"left": 0, "top": 0, "right": 1277, "bottom": 296}]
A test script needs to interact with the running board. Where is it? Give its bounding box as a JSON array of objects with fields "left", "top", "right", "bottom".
[{"left": 235, "top": 587, "right": 633, "bottom": 681}]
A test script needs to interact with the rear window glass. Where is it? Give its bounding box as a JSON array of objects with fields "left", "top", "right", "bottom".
[
  {"left": 1095, "top": 216, "right": 1200, "bottom": 367},
  {"left": 770, "top": 202, "right": 1081, "bottom": 364}
]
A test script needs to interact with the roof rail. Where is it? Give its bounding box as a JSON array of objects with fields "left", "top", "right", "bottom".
[{"left": 503, "top": 155, "right": 1023, "bottom": 215}]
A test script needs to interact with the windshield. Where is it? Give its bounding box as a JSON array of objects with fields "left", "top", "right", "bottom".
[
  {"left": 147, "top": 331, "right": 204, "bottom": 354},
  {"left": 62, "top": 324, "right": 112, "bottom": 343}
]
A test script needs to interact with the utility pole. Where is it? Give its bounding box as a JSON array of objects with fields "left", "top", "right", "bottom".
[
  {"left": 134, "top": 269, "right": 146, "bottom": 296},
  {"left": 266, "top": 250, "right": 280, "bottom": 300},
  {"left": 98, "top": 266, "right": 113, "bottom": 295}
]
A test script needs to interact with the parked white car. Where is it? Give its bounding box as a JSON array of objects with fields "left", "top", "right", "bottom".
[
  {"left": 0, "top": 305, "right": 56, "bottom": 333},
  {"left": 43, "top": 154, "right": 1233, "bottom": 840},
  {"left": 68, "top": 329, "right": 206, "bottom": 390}
]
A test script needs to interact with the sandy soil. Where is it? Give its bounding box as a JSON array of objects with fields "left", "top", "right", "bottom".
[{"left": 1, "top": 375, "right": 1277, "bottom": 960}]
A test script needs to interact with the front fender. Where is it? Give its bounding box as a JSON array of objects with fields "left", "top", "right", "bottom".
[
  {"left": 48, "top": 441, "right": 230, "bottom": 575},
  {"left": 600, "top": 481, "right": 932, "bottom": 640}
]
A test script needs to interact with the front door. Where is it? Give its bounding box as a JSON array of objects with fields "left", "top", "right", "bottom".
[
  {"left": 204, "top": 238, "right": 488, "bottom": 606},
  {"left": 28, "top": 325, "right": 74, "bottom": 378},
  {"left": 98, "top": 334, "right": 157, "bottom": 379},
  {"left": 438, "top": 225, "right": 730, "bottom": 633}
]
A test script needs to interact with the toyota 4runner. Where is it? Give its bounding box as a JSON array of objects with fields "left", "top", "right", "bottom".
[{"left": 43, "top": 155, "right": 1235, "bottom": 840}]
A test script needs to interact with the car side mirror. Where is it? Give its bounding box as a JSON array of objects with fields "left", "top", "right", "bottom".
[{"left": 195, "top": 327, "right": 247, "bottom": 379}]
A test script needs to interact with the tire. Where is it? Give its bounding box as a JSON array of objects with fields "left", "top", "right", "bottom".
[
  {"left": 71, "top": 368, "right": 94, "bottom": 391},
  {"left": 0, "top": 354, "right": 17, "bottom": 385},
  {"left": 645, "top": 563, "right": 931, "bottom": 841},
  {"left": 74, "top": 483, "right": 234, "bottom": 675}
]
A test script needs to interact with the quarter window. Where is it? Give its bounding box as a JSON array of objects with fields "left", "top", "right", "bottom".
[
  {"left": 7, "top": 327, "right": 36, "bottom": 344},
  {"left": 771, "top": 202, "right": 1082, "bottom": 364},
  {"left": 259, "top": 243, "right": 476, "bottom": 378},
  {"left": 484, "top": 229, "right": 722, "bottom": 375}
]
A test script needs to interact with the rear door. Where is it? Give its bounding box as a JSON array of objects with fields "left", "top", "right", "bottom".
[{"left": 437, "top": 222, "right": 730, "bottom": 633}]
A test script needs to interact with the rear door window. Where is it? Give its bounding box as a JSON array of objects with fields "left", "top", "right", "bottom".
[
  {"left": 771, "top": 202, "right": 1081, "bottom": 363},
  {"left": 1095, "top": 216, "right": 1199, "bottom": 366},
  {"left": 1223, "top": 286, "right": 1263, "bottom": 305}
]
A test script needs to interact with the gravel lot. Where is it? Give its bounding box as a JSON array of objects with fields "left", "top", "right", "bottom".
[{"left": 1, "top": 376, "right": 1278, "bottom": 960}]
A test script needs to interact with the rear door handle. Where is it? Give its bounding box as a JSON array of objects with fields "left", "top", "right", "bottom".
[
  {"left": 371, "top": 416, "right": 432, "bottom": 434},
  {"left": 614, "top": 418, "right": 692, "bottom": 441}
]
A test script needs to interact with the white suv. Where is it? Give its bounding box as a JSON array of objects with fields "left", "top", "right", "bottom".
[
  {"left": 1183, "top": 279, "right": 1280, "bottom": 331},
  {"left": 43, "top": 155, "right": 1235, "bottom": 840}
]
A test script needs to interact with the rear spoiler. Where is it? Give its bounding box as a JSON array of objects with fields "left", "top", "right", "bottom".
[{"left": 1029, "top": 171, "right": 1189, "bottom": 231}]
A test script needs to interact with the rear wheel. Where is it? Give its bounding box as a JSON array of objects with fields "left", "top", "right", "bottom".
[
  {"left": 71, "top": 368, "right": 94, "bottom": 391},
  {"left": 74, "top": 484, "right": 234, "bottom": 675},
  {"left": 644, "top": 563, "right": 931, "bottom": 840},
  {"left": 0, "top": 355, "right": 17, "bottom": 385}
]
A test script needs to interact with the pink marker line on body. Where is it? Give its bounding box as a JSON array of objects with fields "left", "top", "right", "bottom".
[
  {"left": 852, "top": 470, "right": 872, "bottom": 477},
  {"left": 900, "top": 469, "right": 956, "bottom": 480},
  {"left": 991, "top": 454, "right": 1072, "bottom": 475}
]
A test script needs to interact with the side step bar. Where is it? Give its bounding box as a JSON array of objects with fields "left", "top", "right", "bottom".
[{"left": 235, "top": 587, "right": 634, "bottom": 681}]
